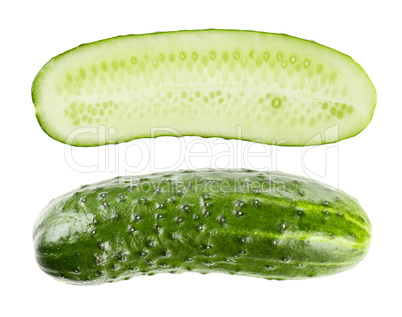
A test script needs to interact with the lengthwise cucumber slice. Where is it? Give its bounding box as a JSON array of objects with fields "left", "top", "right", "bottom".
[{"left": 32, "top": 30, "right": 376, "bottom": 146}]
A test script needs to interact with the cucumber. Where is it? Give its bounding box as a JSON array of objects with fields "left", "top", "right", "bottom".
[
  {"left": 32, "top": 30, "right": 376, "bottom": 146},
  {"left": 33, "top": 169, "right": 371, "bottom": 285}
]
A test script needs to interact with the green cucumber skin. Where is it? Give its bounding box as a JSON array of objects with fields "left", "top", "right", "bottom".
[
  {"left": 33, "top": 169, "right": 371, "bottom": 285},
  {"left": 32, "top": 29, "right": 376, "bottom": 147}
]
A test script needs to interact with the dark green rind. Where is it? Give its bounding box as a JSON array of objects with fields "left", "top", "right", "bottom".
[
  {"left": 32, "top": 29, "right": 377, "bottom": 147},
  {"left": 33, "top": 169, "right": 371, "bottom": 285}
]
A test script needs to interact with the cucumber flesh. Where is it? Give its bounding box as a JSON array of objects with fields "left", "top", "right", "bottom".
[
  {"left": 32, "top": 30, "right": 376, "bottom": 146},
  {"left": 33, "top": 169, "right": 371, "bottom": 285}
]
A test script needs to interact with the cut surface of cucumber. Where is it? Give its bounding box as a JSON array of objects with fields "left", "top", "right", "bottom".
[{"left": 32, "top": 29, "right": 376, "bottom": 146}]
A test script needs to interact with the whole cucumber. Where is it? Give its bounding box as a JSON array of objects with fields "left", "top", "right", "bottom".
[{"left": 33, "top": 169, "right": 371, "bottom": 285}]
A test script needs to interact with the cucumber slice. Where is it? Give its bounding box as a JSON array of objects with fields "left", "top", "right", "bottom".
[{"left": 32, "top": 30, "right": 376, "bottom": 146}]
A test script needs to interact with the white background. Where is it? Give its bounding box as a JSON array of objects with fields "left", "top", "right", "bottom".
[{"left": 1, "top": 0, "right": 400, "bottom": 316}]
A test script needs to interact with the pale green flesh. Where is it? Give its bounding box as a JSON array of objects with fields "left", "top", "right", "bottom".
[{"left": 32, "top": 30, "right": 376, "bottom": 146}]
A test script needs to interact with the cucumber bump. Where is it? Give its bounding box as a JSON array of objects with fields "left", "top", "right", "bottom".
[
  {"left": 32, "top": 29, "right": 376, "bottom": 146},
  {"left": 33, "top": 169, "right": 371, "bottom": 285}
]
